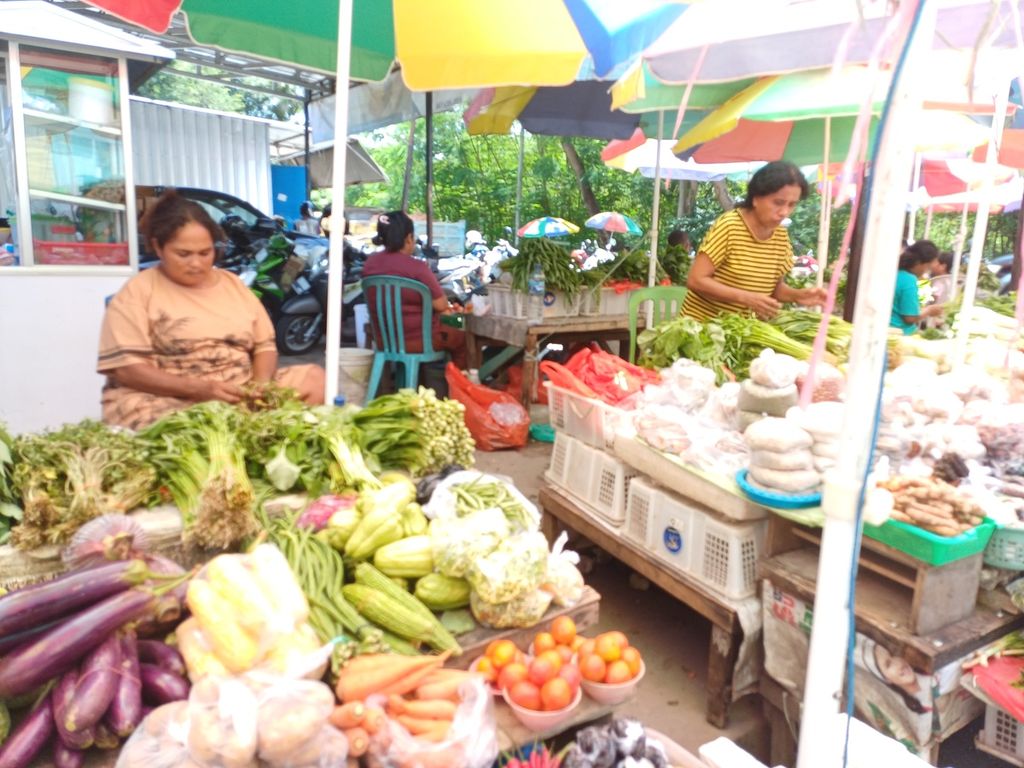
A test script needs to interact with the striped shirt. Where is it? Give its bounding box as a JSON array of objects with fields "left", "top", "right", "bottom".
[{"left": 681, "top": 209, "right": 794, "bottom": 321}]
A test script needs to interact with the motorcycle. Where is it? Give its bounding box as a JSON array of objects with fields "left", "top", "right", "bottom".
[
  {"left": 273, "top": 242, "right": 368, "bottom": 355},
  {"left": 574, "top": 237, "right": 616, "bottom": 271}
]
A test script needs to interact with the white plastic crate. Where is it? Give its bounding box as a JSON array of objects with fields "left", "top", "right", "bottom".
[
  {"left": 544, "top": 382, "right": 628, "bottom": 450},
  {"left": 562, "top": 439, "right": 599, "bottom": 504},
  {"left": 487, "top": 284, "right": 513, "bottom": 317},
  {"left": 547, "top": 431, "right": 573, "bottom": 487},
  {"left": 487, "top": 285, "right": 579, "bottom": 320},
  {"left": 978, "top": 703, "right": 1024, "bottom": 766},
  {"left": 580, "top": 287, "right": 631, "bottom": 317},
  {"left": 647, "top": 488, "right": 700, "bottom": 576},
  {"left": 692, "top": 514, "right": 766, "bottom": 600},
  {"left": 589, "top": 452, "right": 641, "bottom": 527},
  {"left": 625, "top": 478, "right": 659, "bottom": 547}
]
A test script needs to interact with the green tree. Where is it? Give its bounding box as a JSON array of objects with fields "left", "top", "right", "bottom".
[{"left": 137, "top": 65, "right": 300, "bottom": 121}]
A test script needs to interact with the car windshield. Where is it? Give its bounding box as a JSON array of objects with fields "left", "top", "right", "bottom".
[{"left": 190, "top": 194, "right": 260, "bottom": 228}]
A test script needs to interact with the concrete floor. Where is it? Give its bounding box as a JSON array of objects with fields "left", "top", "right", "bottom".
[{"left": 474, "top": 440, "right": 999, "bottom": 768}]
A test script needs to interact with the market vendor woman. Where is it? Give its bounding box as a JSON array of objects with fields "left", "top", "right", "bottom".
[
  {"left": 97, "top": 191, "right": 325, "bottom": 430},
  {"left": 682, "top": 161, "right": 826, "bottom": 321}
]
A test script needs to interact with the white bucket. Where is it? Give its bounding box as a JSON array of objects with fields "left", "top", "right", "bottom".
[
  {"left": 68, "top": 78, "right": 114, "bottom": 125},
  {"left": 338, "top": 347, "right": 375, "bottom": 405},
  {"left": 354, "top": 304, "right": 370, "bottom": 348}
]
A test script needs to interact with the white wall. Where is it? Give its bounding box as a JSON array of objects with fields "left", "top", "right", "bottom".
[
  {"left": 130, "top": 98, "right": 273, "bottom": 213},
  {"left": 0, "top": 273, "right": 128, "bottom": 434}
]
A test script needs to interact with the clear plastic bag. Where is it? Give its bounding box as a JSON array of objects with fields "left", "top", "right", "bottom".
[
  {"left": 466, "top": 530, "right": 549, "bottom": 604},
  {"left": 749, "top": 349, "right": 800, "bottom": 389},
  {"left": 367, "top": 677, "right": 498, "bottom": 768},
  {"left": 541, "top": 531, "right": 584, "bottom": 607},
  {"left": 422, "top": 470, "right": 540, "bottom": 530},
  {"left": 116, "top": 702, "right": 194, "bottom": 768},
  {"left": 470, "top": 588, "right": 554, "bottom": 629},
  {"left": 428, "top": 507, "right": 510, "bottom": 579}
]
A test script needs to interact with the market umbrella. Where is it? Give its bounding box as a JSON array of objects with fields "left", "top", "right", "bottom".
[
  {"left": 604, "top": 139, "right": 763, "bottom": 180},
  {"left": 585, "top": 211, "right": 643, "bottom": 235},
  {"left": 518, "top": 217, "right": 580, "bottom": 238}
]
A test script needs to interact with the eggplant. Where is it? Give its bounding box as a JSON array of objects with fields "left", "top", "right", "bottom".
[
  {"left": 0, "top": 588, "right": 155, "bottom": 699},
  {"left": 0, "top": 560, "right": 145, "bottom": 640},
  {"left": 92, "top": 722, "right": 119, "bottom": 750},
  {"left": 136, "top": 640, "right": 186, "bottom": 677},
  {"left": 139, "top": 663, "right": 189, "bottom": 705},
  {"left": 106, "top": 631, "right": 143, "bottom": 737},
  {"left": 52, "top": 741, "right": 85, "bottom": 768},
  {"left": 53, "top": 669, "right": 94, "bottom": 751},
  {"left": 0, "top": 692, "right": 53, "bottom": 768},
  {"left": 0, "top": 618, "right": 61, "bottom": 656},
  {"left": 62, "top": 632, "right": 122, "bottom": 734}
]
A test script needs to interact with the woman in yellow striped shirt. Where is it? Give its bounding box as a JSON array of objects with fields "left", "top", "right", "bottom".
[{"left": 682, "top": 161, "right": 826, "bottom": 321}]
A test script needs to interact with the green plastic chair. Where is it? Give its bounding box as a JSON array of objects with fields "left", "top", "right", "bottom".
[
  {"left": 362, "top": 275, "right": 447, "bottom": 401},
  {"left": 627, "top": 286, "right": 688, "bottom": 363}
]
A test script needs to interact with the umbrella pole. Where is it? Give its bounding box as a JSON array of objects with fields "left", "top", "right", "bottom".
[
  {"left": 816, "top": 116, "right": 832, "bottom": 290},
  {"left": 950, "top": 203, "right": 969, "bottom": 301},
  {"left": 515, "top": 123, "right": 525, "bottom": 245},
  {"left": 953, "top": 84, "right": 1010, "bottom": 368},
  {"left": 647, "top": 111, "right": 665, "bottom": 327},
  {"left": 923, "top": 205, "right": 934, "bottom": 239},
  {"left": 324, "top": 0, "right": 354, "bottom": 404},
  {"left": 426, "top": 92, "right": 434, "bottom": 245},
  {"left": 906, "top": 151, "right": 922, "bottom": 242},
  {"left": 796, "top": 5, "right": 933, "bottom": 765}
]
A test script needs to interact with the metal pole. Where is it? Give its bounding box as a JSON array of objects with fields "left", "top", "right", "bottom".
[
  {"left": 950, "top": 204, "right": 969, "bottom": 301},
  {"left": 515, "top": 124, "right": 525, "bottom": 245},
  {"left": 922, "top": 205, "right": 934, "bottom": 239},
  {"left": 953, "top": 83, "right": 1010, "bottom": 367},
  {"left": 401, "top": 118, "right": 415, "bottom": 211},
  {"left": 303, "top": 90, "right": 312, "bottom": 201},
  {"left": 796, "top": 5, "right": 933, "bottom": 766},
  {"left": 816, "top": 116, "right": 832, "bottom": 289},
  {"left": 646, "top": 112, "right": 664, "bottom": 327},
  {"left": 906, "top": 151, "right": 922, "bottom": 243},
  {"left": 323, "top": 0, "right": 353, "bottom": 403},
  {"left": 425, "top": 91, "right": 434, "bottom": 246}
]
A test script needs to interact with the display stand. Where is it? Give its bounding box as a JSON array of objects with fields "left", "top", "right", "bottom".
[{"left": 538, "top": 483, "right": 746, "bottom": 728}]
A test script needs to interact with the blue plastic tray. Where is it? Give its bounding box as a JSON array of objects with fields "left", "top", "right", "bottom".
[{"left": 735, "top": 468, "right": 822, "bottom": 509}]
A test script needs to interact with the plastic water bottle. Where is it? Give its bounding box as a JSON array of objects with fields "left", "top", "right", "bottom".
[{"left": 527, "top": 263, "right": 545, "bottom": 323}]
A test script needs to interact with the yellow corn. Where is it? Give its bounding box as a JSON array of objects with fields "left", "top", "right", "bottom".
[
  {"left": 186, "top": 579, "right": 260, "bottom": 672},
  {"left": 248, "top": 544, "right": 309, "bottom": 624},
  {"left": 206, "top": 554, "right": 280, "bottom": 632},
  {"left": 175, "top": 617, "right": 230, "bottom": 680}
]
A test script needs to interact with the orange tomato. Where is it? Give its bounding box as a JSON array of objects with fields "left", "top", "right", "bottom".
[
  {"left": 621, "top": 646, "right": 643, "bottom": 677},
  {"left": 533, "top": 632, "right": 556, "bottom": 654},
  {"left": 498, "top": 662, "right": 529, "bottom": 692},
  {"left": 604, "top": 630, "right": 629, "bottom": 650},
  {"left": 605, "top": 660, "right": 633, "bottom": 685},
  {"left": 570, "top": 635, "right": 587, "bottom": 653},
  {"left": 579, "top": 654, "right": 607, "bottom": 683},
  {"left": 540, "top": 677, "right": 573, "bottom": 711},
  {"left": 551, "top": 616, "right": 577, "bottom": 646},
  {"left": 509, "top": 680, "right": 542, "bottom": 711},
  {"left": 558, "top": 664, "right": 582, "bottom": 695},
  {"left": 556, "top": 645, "right": 575, "bottom": 665},
  {"left": 595, "top": 634, "right": 622, "bottom": 664},
  {"left": 578, "top": 638, "right": 596, "bottom": 658},
  {"left": 474, "top": 656, "right": 497, "bottom": 682},
  {"left": 528, "top": 656, "right": 559, "bottom": 687},
  {"left": 536, "top": 649, "right": 563, "bottom": 673},
  {"left": 487, "top": 639, "right": 518, "bottom": 669}
]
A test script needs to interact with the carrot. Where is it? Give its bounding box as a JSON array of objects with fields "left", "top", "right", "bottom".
[
  {"left": 399, "top": 698, "right": 458, "bottom": 720},
  {"left": 344, "top": 726, "right": 369, "bottom": 757},
  {"left": 361, "top": 705, "right": 386, "bottom": 735},
  {"left": 338, "top": 653, "right": 399, "bottom": 676},
  {"left": 397, "top": 746, "right": 465, "bottom": 768},
  {"left": 415, "top": 676, "right": 464, "bottom": 701},
  {"left": 387, "top": 694, "right": 407, "bottom": 715},
  {"left": 377, "top": 650, "right": 453, "bottom": 698},
  {"left": 329, "top": 701, "right": 367, "bottom": 729},
  {"left": 396, "top": 714, "right": 452, "bottom": 740},
  {"left": 336, "top": 653, "right": 449, "bottom": 702}
]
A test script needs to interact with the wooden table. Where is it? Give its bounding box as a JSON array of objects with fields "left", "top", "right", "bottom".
[
  {"left": 464, "top": 314, "right": 638, "bottom": 407},
  {"left": 538, "top": 483, "right": 747, "bottom": 729}
]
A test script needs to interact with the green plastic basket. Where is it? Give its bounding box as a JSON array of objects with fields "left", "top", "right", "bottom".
[
  {"left": 862, "top": 517, "right": 996, "bottom": 566},
  {"left": 984, "top": 525, "right": 1024, "bottom": 570}
]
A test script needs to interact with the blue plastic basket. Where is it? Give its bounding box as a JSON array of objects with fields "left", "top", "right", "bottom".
[{"left": 735, "top": 468, "right": 822, "bottom": 510}]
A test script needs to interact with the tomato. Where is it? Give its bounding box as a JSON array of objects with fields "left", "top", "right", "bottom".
[
  {"left": 621, "top": 646, "right": 643, "bottom": 677},
  {"left": 595, "top": 634, "right": 622, "bottom": 663},
  {"left": 551, "top": 616, "right": 577, "bottom": 646},
  {"left": 498, "top": 662, "right": 530, "bottom": 692},
  {"left": 537, "top": 649, "right": 563, "bottom": 673},
  {"left": 579, "top": 654, "right": 607, "bottom": 683},
  {"left": 474, "top": 656, "right": 497, "bottom": 682},
  {"left": 509, "top": 680, "right": 542, "bottom": 711},
  {"left": 605, "top": 660, "right": 633, "bottom": 685},
  {"left": 604, "top": 630, "right": 629, "bottom": 650},
  {"left": 533, "top": 631, "right": 556, "bottom": 654},
  {"left": 558, "top": 664, "right": 582, "bottom": 695},
  {"left": 540, "top": 677, "right": 573, "bottom": 711},
  {"left": 487, "top": 639, "right": 518, "bottom": 669},
  {"left": 570, "top": 635, "right": 587, "bottom": 653},
  {"left": 556, "top": 645, "right": 575, "bottom": 665},
  {"left": 578, "top": 638, "right": 596, "bottom": 658},
  {"left": 528, "top": 656, "right": 559, "bottom": 687}
]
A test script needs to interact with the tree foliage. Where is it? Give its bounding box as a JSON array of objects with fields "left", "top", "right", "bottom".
[{"left": 137, "top": 65, "right": 300, "bottom": 121}]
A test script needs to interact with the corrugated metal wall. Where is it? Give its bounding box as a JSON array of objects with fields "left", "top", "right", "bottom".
[{"left": 129, "top": 98, "right": 273, "bottom": 212}]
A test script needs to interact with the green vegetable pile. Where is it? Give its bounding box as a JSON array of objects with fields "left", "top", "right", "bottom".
[
  {"left": 659, "top": 244, "right": 692, "bottom": 286},
  {"left": 770, "top": 309, "right": 853, "bottom": 364},
  {"left": 501, "top": 238, "right": 588, "bottom": 297},
  {"left": 586, "top": 248, "right": 666, "bottom": 286},
  {"left": 450, "top": 475, "right": 535, "bottom": 530},
  {"left": 978, "top": 292, "right": 1017, "bottom": 318},
  {"left": 0, "top": 424, "right": 21, "bottom": 545},
  {"left": 9, "top": 421, "right": 157, "bottom": 550}
]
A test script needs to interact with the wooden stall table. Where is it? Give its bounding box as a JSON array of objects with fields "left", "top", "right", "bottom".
[
  {"left": 538, "top": 483, "right": 748, "bottom": 729},
  {"left": 464, "top": 314, "right": 640, "bottom": 407}
]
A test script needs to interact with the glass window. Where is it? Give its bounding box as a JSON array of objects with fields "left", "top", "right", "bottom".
[
  {"left": 0, "top": 54, "right": 16, "bottom": 266},
  {"left": 19, "top": 47, "right": 128, "bottom": 267}
]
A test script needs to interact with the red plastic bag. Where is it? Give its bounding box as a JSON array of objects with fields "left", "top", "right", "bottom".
[
  {"left": 505, "top": 365, "right": 549, "bottom": 405},
  {"left": 562, "top": 346, "right": 660, "bottom": 405},
  {"left": 446, "top": 363, "right": 529, "bottom": 451}
]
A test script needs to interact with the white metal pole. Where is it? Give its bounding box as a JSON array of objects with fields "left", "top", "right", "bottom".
[
  {"left": 796, "top": 6, "right": 933, "bottom": 766},
  {"left": 952, "top": 84, "right": 1010, "bottom": 368},
  {"left": 324, "top": 0, "right": 353, "bottom": 403},
  {"left": 515, "top": 124, "right": 525, "bottom": 244},
  {"left": 646, "top": 112, "right": 665, "bottom": 327},
  {"left": 923, "top": 205, "right": 934, "bottom": 239},
  {"left": 816, "top": 116, "right": 833, "bottom": 289},
  {"left": 906, "top": 151, "right": 922, "bottom": 243},
  {"left": 950, "top": 204, "right": 969, "bottom": 301}
]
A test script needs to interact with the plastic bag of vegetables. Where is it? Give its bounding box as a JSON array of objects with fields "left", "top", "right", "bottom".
[
  {"left": 367, "top": 676, "right": 497, "bottom": 768},
  {"left": 469, "top": 588, "right": 554, "bottom": 629},
  {"left": 429, "top": 507, "right": 509, "bottom": 579},
  {"left": 422, "top": 470, "right": 540, "bottom": 531},
  {"left": 540, "top": 531, "right": 585, "bottom": 607},
  {"left": 466, "top": 531, "right": 549, "bottom": 604}
]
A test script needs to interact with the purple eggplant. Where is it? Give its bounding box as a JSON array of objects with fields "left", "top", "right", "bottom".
[
  {"left": 0, "top": 618, "right": 61, "bottom": 656},
  {"left": 0, "top": 692, "right": 53, "bottom": 768},
  {"left": 92, "top": 722, "right": 119, "bottom": 750},
  {"left": 0, "top": 588, "right": 155, "bottom": 699},
  {"left": 62, "top": 633, "right": 121, "bottom": 734},
  {"left": 52, "top": 741, "right": 85, "bottom": 768},
  {"left": 53, "top": 669, "right": 94, "bottom": 751},
  {"left": 105, "top": 631, "right": 142, "bottom": 738},
  {"left": 136, "top": 639, "right": 186, "bottom": 677},
  {"left": 0, "top": 560, "right": 146, "bottom": 640},
  {"left": 139, "top": 663, "right": 189, "bottom": 705}
]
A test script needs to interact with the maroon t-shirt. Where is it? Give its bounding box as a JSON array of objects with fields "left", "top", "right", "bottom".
[{"left": 361, "top": 250, "right": 444, "bottom": 345}]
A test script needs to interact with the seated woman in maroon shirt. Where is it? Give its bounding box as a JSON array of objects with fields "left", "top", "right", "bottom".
[{"left": 361, "top": 210, "right": 467, "bottom": 367}]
